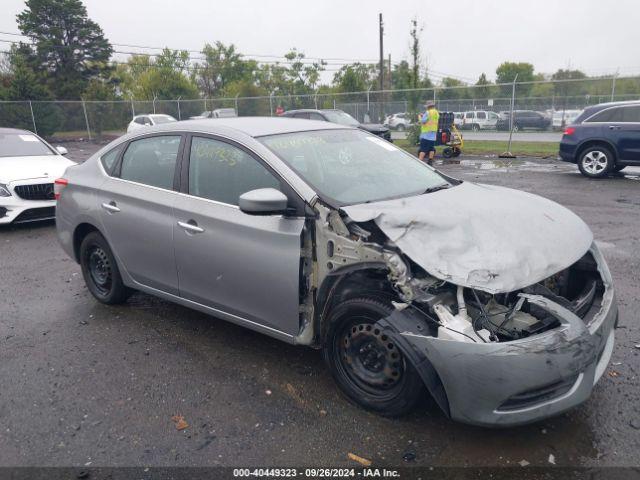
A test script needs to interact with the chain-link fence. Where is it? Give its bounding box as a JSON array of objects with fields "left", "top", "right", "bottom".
[{"left": 1, "top": 75, "right": 639, "bottom": 140}]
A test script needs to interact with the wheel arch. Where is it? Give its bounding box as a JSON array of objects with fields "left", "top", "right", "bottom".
[
  {"left": 72, "top": 222, "right": 103, "bottom": 263},
  {"left": 576, "top": 138, "right": 619, "bottom": 163},
  {"left": 314, "top": 265, "right": 398, "bottom": 346}
]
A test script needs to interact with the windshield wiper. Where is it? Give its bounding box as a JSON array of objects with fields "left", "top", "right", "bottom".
[{"left": 422, "top": 183, "right": 451, "bottom": 194}]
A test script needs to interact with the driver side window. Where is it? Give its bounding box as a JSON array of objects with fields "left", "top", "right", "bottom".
[{"left": 188, "top": 137, "right": 281, "bottom": 206}]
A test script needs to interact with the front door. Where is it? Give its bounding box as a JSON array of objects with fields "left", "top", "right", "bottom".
[
  {"left": 173, "top": 135, "right": 305, "bottom": 335},
  {"left": 98, "top": 134, "right": 183, "bottom": 294}
]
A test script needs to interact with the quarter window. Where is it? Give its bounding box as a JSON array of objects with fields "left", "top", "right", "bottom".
[
  {"left": 100, "top": 145, "right": 122, "bottom": 174},
  {"left": 621, "top": 106, "right": 640, "bottom": 122},
  {"left": 188, "top": 136, "right": 281, "bottom": 206},
  {"left": 119, "top": 135, "right": 181, "bottom": 189}
]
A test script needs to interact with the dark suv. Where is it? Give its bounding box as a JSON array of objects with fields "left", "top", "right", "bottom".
[
  {"left": 496, "top": 110, "right": 550, "bottom": 131},
  {"left": 559, "top": 101, "right": 640, "bottom": 178}
]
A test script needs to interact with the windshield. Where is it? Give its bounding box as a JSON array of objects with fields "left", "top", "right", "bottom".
[
  {"left": 151, "top": 115, "right": 176, "bottom": 124},
  {"left": 260, "top": 129, "right": 452, "bottom": 206},
  {"left": 322, "top": 110, "right": 360, "bottom": 127},
  {"left": 0, "top": 132, "right": 54, "bottom": 157}
]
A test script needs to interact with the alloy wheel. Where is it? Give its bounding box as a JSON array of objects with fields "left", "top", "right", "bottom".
[{"left": 582, "top": 150, "right": 609, "bottom": 175}]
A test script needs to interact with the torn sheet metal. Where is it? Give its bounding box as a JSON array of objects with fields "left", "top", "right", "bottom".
[{"left": 343, "top": 182, "right": 593, "bottom": 294}]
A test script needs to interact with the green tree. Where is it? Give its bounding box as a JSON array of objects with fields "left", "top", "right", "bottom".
[
  {"left": 474, "top": 73, "right": 493, "bottom": 99},
  {"left": 495, "top": 61, "right": 535, "bottom": 96},
  {"left": 438, "top": 77, "right": 467, "bottom": 100},
  {"left": 196, "top": 42, "right": 258, "bottom": 98},
  {"left": 1, "top": 50, "right": 61, "bottom": 135},
  {"left": 119, "top": 49, "right": 199, "bottom": 101},
  {"left": 333, "top": 63, "right": 376, "bottom": 93},
  {"left": 83, "top": 78, "right": 118, "bottom": 137},
  {"left": 16, "top": 0, "right": 113, "bottom": 99}
]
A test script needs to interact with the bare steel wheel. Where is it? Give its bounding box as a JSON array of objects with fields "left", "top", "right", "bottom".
[
  {"left": 80, "top": 231, "right": 132, "bottom": 304},
  {"left": 578, "top": 145, "right": 614, "bottom": 178},
  {"left": 323, "top": 297, "right": 424, "bottom": 416}
]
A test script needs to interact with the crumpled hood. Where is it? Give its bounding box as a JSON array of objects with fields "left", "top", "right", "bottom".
[
  {"left": 342, "top": 182, "right": 593, "bottom": 294},
  {"left": 0, "top": 155, "right": 75, "bottom": 184}
]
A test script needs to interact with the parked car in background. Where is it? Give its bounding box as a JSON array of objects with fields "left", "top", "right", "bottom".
[
  {"left": 0, "top": 128, "right": 75, "bottom": 224},
  {"left": 559, "top": 101, "right": 640, "bottom": 178},
  {"left": 384, "top": 112, "right": 412, "bottom": 131},
  {"left": 189, "top": 108, "right": 238, "bottom": 120},
  {"left": 496, "top": 110, "right": 551, "bottom": 131},
  {"left": 127, "top": 114, "right": 177, "bottom": 133},
  {"left": 55, "top": 117, "right": 617, "bottom": 425},
  {"left": 462, "top": 110, "right": 499, "bottom": 131},
  {"left": 282, "top": 109, "right": 392, "bottom": 141},
  {"left": 453, "top": 112, "right": 464, "bottom": 127},
  {"left": 552, "top": 109, "right": 583, "bottom": 130}
]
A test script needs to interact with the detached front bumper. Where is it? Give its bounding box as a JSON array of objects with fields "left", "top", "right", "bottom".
[{"left": 379, "top": 244, "right": 617, "bottom": 427}]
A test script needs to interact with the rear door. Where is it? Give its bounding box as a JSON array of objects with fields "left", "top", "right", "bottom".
[
  {"left": 588, "top": 106, "right": 640, "bottom": 161},
  {"left": 98, "top": 134, "right": 183, "bottom": 294},
  {"left": 172, "top": 134, "right": 306, "bottom": 335}
]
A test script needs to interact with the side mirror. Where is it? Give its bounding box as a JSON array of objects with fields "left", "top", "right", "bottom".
[
  {"left": 55, "top": 145, "right": 68, "bottom": 156},
  {"left": 239, "top": 188, "right": 288, "bottom": 215}
]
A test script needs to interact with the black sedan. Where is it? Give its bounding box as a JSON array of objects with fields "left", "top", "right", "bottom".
[
  {"left": 496, "top": 110, "right": 551, "bottom": 131},
  {"left": 281, "top": 109, "right": 392, "bottom": 141}
]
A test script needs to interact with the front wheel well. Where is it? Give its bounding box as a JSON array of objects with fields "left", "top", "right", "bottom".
[
  {"left": 315, "top": 268, "right": 398, "bottom": 346},
  {"left": 576, "top": 140, "right": 618, "bottom": 163},
  {"left": 73, "top": 223, "right": 100, "bottom": 263}
]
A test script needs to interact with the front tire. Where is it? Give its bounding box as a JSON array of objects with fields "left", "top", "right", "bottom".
[
  {"left": 80, "top": 231, "right": 131, "bottom": 304},
  {"left": 471, "top": 124, "right": 480, "bottom": 132},
  {"left": 578, "top": 146, "right": 614, "bottom": 178},
  {"left": 323, "top": 297, "right": 424, "bottom": 416}
]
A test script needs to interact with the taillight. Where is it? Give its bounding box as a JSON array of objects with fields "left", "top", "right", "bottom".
[
  {"left": 54, "top": 178, "right": 68, "bottom": 200},
  {"left": 563, "top": 127, "right": 575, "bottom": 136}
]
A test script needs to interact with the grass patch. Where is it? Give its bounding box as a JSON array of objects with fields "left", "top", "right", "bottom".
[{"left": 394, "top": 138, "right": 559, "bottom": 158}]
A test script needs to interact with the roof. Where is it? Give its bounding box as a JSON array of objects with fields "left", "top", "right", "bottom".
[
  {"left": 149, "top": 116, "right": 349, "bottom": 137},
  {"left": 0, "top": 127, "right": 33, "bottom": 135},
  {"left": 584, "top": 100, "right": 640, "bottom": 110}
]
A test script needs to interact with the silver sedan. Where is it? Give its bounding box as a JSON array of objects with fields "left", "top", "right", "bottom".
[{"left": 55, "top": 118, "right": 617, "bottom": 426}]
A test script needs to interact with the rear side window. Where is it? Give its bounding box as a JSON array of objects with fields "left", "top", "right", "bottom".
[
  {"left": 308, "top": 112, "right": 325, "bottom": 121},
  {"left": 294, "top": 112, "right": 310, "bottom": 119},
  {"left": 188, "top": 136, "right": 280, "bottom": 206},
  {"left": 586, "top": 107, "right": 623, "bottom": 123},
  {"left": 465, "top": 112, "right": 474, "bottom": 119},
  {"left": 621, "top": 106, "right": 640, "bottom": 122},
  {"left": 100, "top": 145, "right": 122, "bottom": 174},
  {"left": 477, "top": 112, "right": 486, "bottom": 119},
  {"left": 119, "top": 135, "right": 181, "bottom": 189}
]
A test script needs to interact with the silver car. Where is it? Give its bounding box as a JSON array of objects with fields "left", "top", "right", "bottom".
[{"left": 55, "top": 118, "right": 617, "bottom": 426}]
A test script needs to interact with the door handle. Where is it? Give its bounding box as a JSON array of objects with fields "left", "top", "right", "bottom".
[
  {"left": 608, "top": 125, "right": 621, "bottom": 130},
  {"left": 177, "top": 220, "right": 204, "bottom": 234},
  {"left": 101, "top": 201, "right": 120, "bottom": 213}
]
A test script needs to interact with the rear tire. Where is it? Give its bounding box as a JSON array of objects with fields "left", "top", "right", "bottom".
[
  {"left": 80, "top": 231, "right": 131, "bottom": 304},
  {"left": 442, "top": 147, "right": 453, "bottom": 158},
  {"left": 396, "top": 124, "right": 405, "bottom": 132},
  {"left": 578, "top": 145, "right": 614, "bottom": 178},
  {"left": 323, "top": 297, "right": 424, "bottom": 416},
  {"left": 471, "top": 124, "right": 480, "bottom": 132}
]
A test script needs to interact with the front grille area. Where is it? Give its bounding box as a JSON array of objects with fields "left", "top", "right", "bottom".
[
  {"left": 14, "top": 183, "right": 55, "bottom": 201},
  {"left": 497, "top": 374, "right": 579, "bottom": 412},
  {"left": 13, "top": 206, "right": 56, "bottom": 223}
]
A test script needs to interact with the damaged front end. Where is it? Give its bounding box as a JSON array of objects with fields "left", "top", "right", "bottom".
[
  {"left": 377, "top": 243, "right": 617, "bottom": 426},
  {"left": 308, "top": 182, "right": 617, "bottom": 426}
]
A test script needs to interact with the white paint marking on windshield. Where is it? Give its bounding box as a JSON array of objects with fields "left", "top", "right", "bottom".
[
  {"left": 364, "top": 136, "right": 395, "bottom": 151},
  {"left": 18, "top": 135, "right": 39, "bottom": 142}
]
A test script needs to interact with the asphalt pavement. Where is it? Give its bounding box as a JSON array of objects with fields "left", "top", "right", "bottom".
[{"left": 1, "top": 143, "right": 639, "bottom": 470}]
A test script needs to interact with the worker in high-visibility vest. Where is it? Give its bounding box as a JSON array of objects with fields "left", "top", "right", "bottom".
[{"left": 419, "top": 102, "right": 439, "bottom": 166}]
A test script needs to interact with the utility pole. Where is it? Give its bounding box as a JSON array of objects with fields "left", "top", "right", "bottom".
[
  {"left": 379, "top": 13, "right": 384, "bottom": 92},
  {"left": 379, "top": 13, "right": 384, "bottom": 121}
]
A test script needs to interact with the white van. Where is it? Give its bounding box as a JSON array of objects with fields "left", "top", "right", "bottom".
[{"left": 463, "top": 110, "right": 499, "bottom": 131}]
